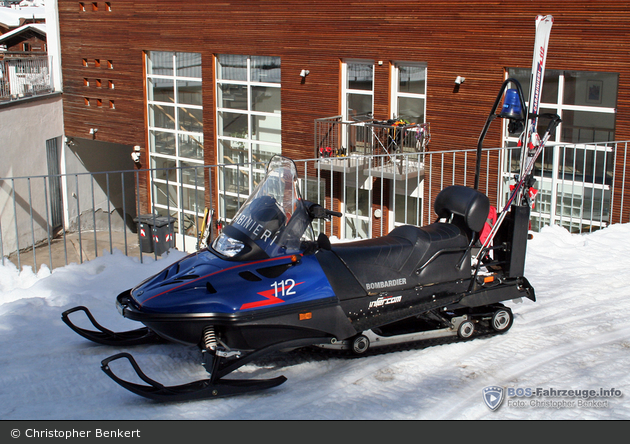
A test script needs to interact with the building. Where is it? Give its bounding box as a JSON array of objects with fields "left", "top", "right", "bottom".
[
  {"left": 54, "top": 1, "right": 630, "bottom": 248},
  {"left": 0, "top": 22, "right": 46, "bottom": 54},
  {"left": 0, "top": 2, "right": 46, "bottom": 34},
  {"left": 0, "top": 0, "right": 64, "bottom": 255}
]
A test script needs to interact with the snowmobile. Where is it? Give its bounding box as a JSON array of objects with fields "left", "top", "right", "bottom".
[{"left": 62, "top": 16, "right": 558, "bottom": 403}]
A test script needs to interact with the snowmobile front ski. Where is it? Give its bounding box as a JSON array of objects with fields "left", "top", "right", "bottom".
[
  {"left": 100, "top": 336, "right": 331, "bottom": 402},
  {"left": 61, "top": 306, "right": 164, "bottom": 346},
  {"left": 101, "top": 353, "right": 287, "bottom": 402}
]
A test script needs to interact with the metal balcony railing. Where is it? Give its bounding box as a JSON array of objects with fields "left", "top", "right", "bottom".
[
  {"left": 314, "top": 115, "right": 430, "bottom": 158},
  {"left": 0, "top": 55, "right": 53, "bottom": 101},
  {"left": 1, "top": 142, "right": 627, "bottom": 272}
]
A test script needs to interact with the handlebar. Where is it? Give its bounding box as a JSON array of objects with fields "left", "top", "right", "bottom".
[
  {"left": 306, "top": 202, "right": 342, "bottom": 220},
  {"left": 326, "top": 209, "right": 343, "bottom": 218}
]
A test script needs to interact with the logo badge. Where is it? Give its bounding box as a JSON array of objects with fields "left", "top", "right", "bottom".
[{"left": 482, "top": 386, "right": 505, "bottom": 411}]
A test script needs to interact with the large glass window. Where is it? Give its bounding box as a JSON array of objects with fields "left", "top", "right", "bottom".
[
  {"left": 503, "top": 69, "right": 618, "bottom": 233},
  {"left": 216, "top": 55, "right": 281, "bottom": 220},
  {"left": 146, "top": 51, "right": 204, "bottom": 244}
]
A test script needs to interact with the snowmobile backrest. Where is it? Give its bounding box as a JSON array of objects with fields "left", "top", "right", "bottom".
[{"left": 434, "top": 185, "right": 490, "bottom": 234}]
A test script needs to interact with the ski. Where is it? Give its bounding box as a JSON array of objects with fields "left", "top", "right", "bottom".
[
  {"left": 475, "top": 112, "right": 560, "bottom": 261},
  {"left": 197, "top": 207, "right": 213, "bottom": 250},
  {"left": 475, "top": 15, "right": 555, "bottom": 261},
  {"left": 517, "top": 15, "right": 554, "bottom": 204}
]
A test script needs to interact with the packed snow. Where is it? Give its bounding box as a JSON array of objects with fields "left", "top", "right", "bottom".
[{"left": 1, "top": 224, "right": 629, "bottom": 420}]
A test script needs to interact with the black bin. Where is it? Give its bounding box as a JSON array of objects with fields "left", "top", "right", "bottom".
[{"left": 134, "top": 214, "right": 176, "bottom": 256}]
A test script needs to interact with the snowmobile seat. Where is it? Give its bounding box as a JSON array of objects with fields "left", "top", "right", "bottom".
[
  {"left": 434, "top": 185, "right": 490, "bottom": 240},
  {"left": 331, "top": 222, "right": 470, "bottom": 291},
  {"left": 330, "top": 185, "right": 488, "bottom": 291}
]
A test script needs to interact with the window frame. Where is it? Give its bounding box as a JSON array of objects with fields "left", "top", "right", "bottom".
[
  {"left": 145, "top": 51, "right": 205, "bottom": 246},
  {"left": 215, "top": 54, "right": 282, "bottom": 221},
  {"left": 341, "top": 59, "right": 374, "bottom": 121},
  {"left": 501, "top": 69, "right": 618, "bottom": 233}
]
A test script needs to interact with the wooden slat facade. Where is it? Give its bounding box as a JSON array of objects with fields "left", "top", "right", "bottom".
[{"left": 57, "top": 0, "right": 630, "bottom": 234}]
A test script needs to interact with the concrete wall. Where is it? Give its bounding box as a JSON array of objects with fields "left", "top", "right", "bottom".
[
  {"left": 0, "top": 94, "right": 140, "bottom": 258},
  {"left": 63, "top": 137, "right": 139, "bottom": 234},
  {"left": 0, "top": 94, "right": 64, "bottom": 255}
]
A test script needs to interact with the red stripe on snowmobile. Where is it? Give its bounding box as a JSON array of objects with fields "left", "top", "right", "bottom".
[
  {"left": 240, "top": 288, "right": 285, "bottom": 310},
  {"left": 138, "top": 255, "right": 302, "bottom": 307},
  {"left": 240, "top": 282, "right": 304, "bottom": 310}
]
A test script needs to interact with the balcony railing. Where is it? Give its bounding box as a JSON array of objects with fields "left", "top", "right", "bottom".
[
  {"left": 0, "top": 55, "right": 53, "bottom": 101},
  {"left": 314, "top": 115, "right": 430, "bottom": 157},
  {"left": 1, "top": 142, "right": 627, "bottom": 272}
]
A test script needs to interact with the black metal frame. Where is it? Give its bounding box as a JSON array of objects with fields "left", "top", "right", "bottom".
[{"left": 474, "top": 78, "right": 528, "bottom": 191}]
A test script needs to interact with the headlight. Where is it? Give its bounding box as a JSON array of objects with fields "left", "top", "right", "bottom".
[{"left": 212, "top": 233, "right": 245, "bottom": 257}]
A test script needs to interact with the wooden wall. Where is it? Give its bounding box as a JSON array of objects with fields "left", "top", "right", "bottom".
[{"left": 57, "top": 0, "right": 630, "bottom": 229}]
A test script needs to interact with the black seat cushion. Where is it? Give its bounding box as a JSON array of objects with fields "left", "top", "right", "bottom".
[{"left": 331, "top": 223, "right": 469, "bottom": 291}]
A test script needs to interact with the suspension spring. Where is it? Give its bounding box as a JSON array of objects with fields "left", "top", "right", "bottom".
[{"left": 203, "top": 326, "right": 217, "bottom": 351}]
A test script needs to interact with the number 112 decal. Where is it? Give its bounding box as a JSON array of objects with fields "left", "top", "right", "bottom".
[
  {"left": 271, "top": 279, "right": 297, "bottom": 297},
  {"left": 240, "top": 279, "right": 304, "bottom": 310}
]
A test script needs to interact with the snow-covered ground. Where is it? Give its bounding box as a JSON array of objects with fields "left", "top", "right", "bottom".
[{"left": 1, "top": 224, "right": 629, "bottom": 420}]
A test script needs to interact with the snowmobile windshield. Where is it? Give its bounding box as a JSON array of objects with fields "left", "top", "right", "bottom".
[{"left": 212, "top": 156, "right": 314, "bottom": 259}]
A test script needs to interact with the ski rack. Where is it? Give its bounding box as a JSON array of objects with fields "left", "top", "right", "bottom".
[
  {"left": 473, "top": 78, "right": 528, "bottom": 191},
  {"left": 472, "top": 78, "right": 561, "bottom": 265}
]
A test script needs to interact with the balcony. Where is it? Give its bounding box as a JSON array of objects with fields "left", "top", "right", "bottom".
[
  {"left": 0, "top": 54, "right": 54, "bottom": 102},
  {"left": 314, "top": 115, "right": 430, "bottom": 179}
]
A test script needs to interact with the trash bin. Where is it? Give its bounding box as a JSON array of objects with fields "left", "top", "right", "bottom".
[
  {"left": 134, "top": 215, "right": 154, "bottom": 253},
  {"left": 134, "top": 214, "right": 176, "bottom": 256}
]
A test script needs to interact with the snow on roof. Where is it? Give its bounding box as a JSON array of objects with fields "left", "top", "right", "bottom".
[
  {"left": 0, "top": 5, "right": 46, "bottom": 28},
  {"left": 0, "top": 22, "right": 45, "bottom": 42}
]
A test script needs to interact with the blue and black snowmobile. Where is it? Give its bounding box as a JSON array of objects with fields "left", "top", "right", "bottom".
[{"left": 63, "top": 58, "right": 560, "bottom": 402}]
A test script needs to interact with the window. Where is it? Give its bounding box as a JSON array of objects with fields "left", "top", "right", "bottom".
[
  {"left": 389, "top": 62, "right": 428, "bottom": 229},
  {"left": 216, "top": 54, "right": 281, "bottom": 220},
  {"left": 503, "top": 69, "right": 618, "bottom": 233},
  {"left": 342, "top": 60, "right": 374, "bottom": 121},
  {"left": 391, "top": 182, "right": 424, "bottom": 231},
  {"left": 391, "top": 62, "right": 427, "bottom": 125},
  {"left": 146, "top": 51, "right": 204, "bottom": 242},
  {"left": 344, "top": 182, "right": 371, "bottom": 240}
]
